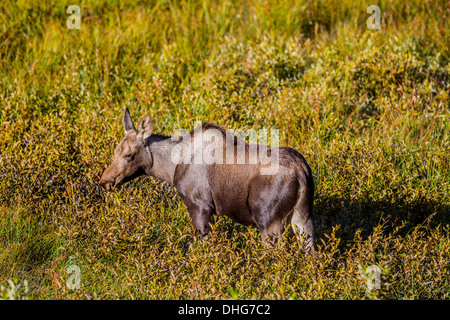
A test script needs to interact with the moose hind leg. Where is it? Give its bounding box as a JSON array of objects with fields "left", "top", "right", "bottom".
[
  {"left": 290, "top": 208, "right": 315, "bottom": 255},
  {"left": 187, "top": 204, "right": 215, "bottom": 240},
  {"left": 248, "top": 200, "right": 283, "bottom": 246},
  {"left": 259, "top": 220, "right": 283, "bottom": 247}
]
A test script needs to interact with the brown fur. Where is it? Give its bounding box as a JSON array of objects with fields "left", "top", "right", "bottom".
[{"left": 100, "top": 109, "right": 315, "bottom": 255}]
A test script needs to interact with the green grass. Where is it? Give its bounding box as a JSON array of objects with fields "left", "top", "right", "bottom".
[{"left": 0, "top": 0, "right": 449, "bottom": 299}]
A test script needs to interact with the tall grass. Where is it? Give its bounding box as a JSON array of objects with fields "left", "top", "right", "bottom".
[{"left": 0, "top": 0, "right": 449, "bottom": 299}]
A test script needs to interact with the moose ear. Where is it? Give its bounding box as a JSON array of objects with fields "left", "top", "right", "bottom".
[
  {"left": 123, "top": 107, "right": 136, "bottom": 133},
  {"left": 136, "top": 114, "right": 153, "bottom": 141}
]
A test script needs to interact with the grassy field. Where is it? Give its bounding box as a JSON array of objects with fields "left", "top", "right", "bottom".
[{"left": 0, "top": 0, "right": 449, "bottom": 299}]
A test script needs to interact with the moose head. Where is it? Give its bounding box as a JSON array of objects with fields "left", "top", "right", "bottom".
[{"left": 99, "top": 108, "right": 154, "bottom": 190}]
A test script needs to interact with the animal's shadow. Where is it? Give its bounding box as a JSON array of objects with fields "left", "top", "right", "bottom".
[
  {"left": 213, "top": 193, "right": 449, "bottom": 252},
  {"left": 313, "top": 193, "right": 450, "bottom": 244}
]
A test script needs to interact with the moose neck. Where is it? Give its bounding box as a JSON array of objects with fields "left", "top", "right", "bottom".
[{"left": 145, "top": 134, "right": 178, "bottom": 185}]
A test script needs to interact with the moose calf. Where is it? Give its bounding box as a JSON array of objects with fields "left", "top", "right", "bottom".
[{"left": 100, "top": 108, "right": 315, "bottom": 254}]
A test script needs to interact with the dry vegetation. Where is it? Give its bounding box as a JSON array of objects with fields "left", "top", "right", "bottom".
[{"left": 0, "top": 0, "right": 449, "bottom": 299}]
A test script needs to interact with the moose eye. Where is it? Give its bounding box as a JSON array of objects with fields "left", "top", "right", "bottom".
[{"left": 124, "top": 154, "right": 134, "bottom": 161}]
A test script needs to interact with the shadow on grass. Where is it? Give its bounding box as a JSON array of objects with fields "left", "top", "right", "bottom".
[
  {"left": 314, "top": 194, "right": 450, "bottom": 243},
  {"left": 206, "top": 193, "right": 450, "bottom": 255}
]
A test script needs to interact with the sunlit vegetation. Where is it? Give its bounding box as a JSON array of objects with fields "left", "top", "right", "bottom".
[{"left": 0, "top": 0, "right": 449, "bottom": 299}]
